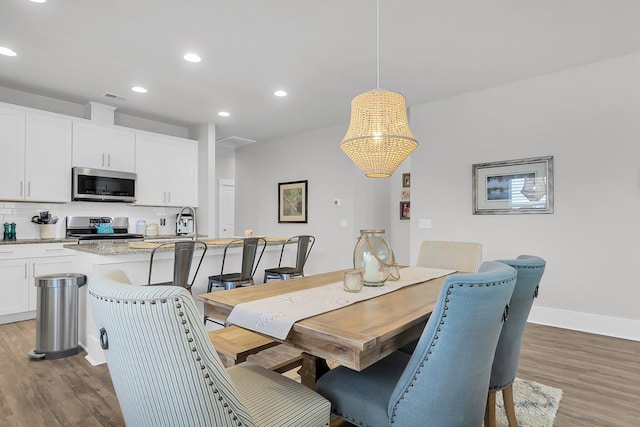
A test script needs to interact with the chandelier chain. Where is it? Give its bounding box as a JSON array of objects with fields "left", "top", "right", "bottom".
[{"left": 376, "top": 0, "right": 380, "bottom": 89}]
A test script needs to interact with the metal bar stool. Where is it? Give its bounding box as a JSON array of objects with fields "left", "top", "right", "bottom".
[
  {"left": 263, "top": 235, "right": 315, "bottom": 283},
  {"left": 147, "top": 240, "right": 207, "bottom": 293}
]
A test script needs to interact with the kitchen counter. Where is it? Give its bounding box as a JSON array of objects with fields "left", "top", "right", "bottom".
[
  {"left": 63, "top": 237, "right": 288, "bottom": 256},
  {"left": 73, "top": 236, "right": 292, "bottom": 366},
  {"left": 0, "top": 238, "right": 77, "bottom": 245}
]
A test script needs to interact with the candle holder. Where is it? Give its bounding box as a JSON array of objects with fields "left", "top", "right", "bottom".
[
  {"left": 343, "top": 270, "right": 364, "bottom": 293},
  {"left": 353, "top": 229, "right": 395, "bottom": 287}
]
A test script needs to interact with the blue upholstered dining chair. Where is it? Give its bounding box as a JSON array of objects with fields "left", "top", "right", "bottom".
[
  {"left": 89, "top": 270, "right": 330, "bottom": 427},
  {"left": 316, "top": 261, "right": 517, "bottom": 427},
  {"left": 485, "top": 255, "right": 546, "bottom": 427}
]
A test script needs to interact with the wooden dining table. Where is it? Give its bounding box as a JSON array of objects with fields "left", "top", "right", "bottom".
[{"left": 198, "top": 269, "right": 449, "bottom": 388}]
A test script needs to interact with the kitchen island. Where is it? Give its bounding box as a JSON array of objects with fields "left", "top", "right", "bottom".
[{"left": 65, "top": 237, "right": 289, "bottom": 365}]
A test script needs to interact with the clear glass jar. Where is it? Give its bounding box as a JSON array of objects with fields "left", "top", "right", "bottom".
[{"left": 353, "top": 229, "right": 394, "bottom": 286}]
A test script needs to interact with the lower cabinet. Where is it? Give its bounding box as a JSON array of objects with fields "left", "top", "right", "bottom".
[
  {"left": 0, "top": 259, "right": 30, "bottom": 317},
  {"left": 0, "top": 245, "right": 75, "bottom": 324}
]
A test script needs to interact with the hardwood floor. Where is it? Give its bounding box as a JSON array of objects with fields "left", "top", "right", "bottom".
[{"left": 0, "top": 320, "right": 638, "bottom": 426}]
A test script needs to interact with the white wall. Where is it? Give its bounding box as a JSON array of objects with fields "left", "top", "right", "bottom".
[
  {"left": 235, "top": 124, "right": 390, "bottom": 276},
  {"left": 234, "top": 53, "right": 640, "bottom": 340},
  {"left": 409, "top": 53, "right": 640, "bottom": 340}
]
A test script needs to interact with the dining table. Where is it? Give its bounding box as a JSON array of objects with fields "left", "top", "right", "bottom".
[{"left": 198, "top": 268, "right": 451, "bottom": 388}]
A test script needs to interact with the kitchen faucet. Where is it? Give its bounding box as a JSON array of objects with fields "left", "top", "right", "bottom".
[{"left": 177, "top": 206, "right": 197, "bottom": 240}]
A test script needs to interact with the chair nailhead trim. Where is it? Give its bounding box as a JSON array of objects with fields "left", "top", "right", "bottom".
[
  {"left": 90, "top": 290, "right": 246, "bottom": 425},
  {"left": 390, "top": 275, "right": 517, "bottom": 423}
]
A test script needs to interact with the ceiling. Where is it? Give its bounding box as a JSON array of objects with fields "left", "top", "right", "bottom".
[{"left": 2, "top": 0, "right": 640, "bottom": 142}]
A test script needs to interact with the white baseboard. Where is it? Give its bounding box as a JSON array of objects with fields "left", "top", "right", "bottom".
[
  {"left": 0, "top": 311, "right": 36, "bottom": 325},
  {"left": 528, "top": 305, "right": 640, "bottom": 342}
]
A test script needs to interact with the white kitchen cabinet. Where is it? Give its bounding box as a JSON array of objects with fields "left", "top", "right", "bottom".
[
  {"left": 135, "top": 132, "right": 198, "bottom": 207},
  {"left": 0, "top": 105, "right": 26, "bottom": 201},
  {"left": 0, "top": 244, "right": 75, "bottom": 323},
  {"left": 25, "top": 112, "right": 72, "bottom": 202},
  {"left": 0, "top": 103, "right": 71, "bottom": 203},
  {"left": 0, "top": 259, "right": 29, "bottom": 317},
  {"left": 72, "top": 121, "right": 135, "bottom": 172}
]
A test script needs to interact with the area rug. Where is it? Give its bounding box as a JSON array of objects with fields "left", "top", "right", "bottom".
[{"left": 495, "top": 378, "right": 563, "bottom": 427}]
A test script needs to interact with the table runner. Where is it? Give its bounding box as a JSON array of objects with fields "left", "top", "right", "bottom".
[{"left": 227, "top": 266, "right": 456, "bottom": 340}]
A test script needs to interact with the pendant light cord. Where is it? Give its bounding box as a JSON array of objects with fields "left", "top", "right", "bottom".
[{"left": 376, "top": 0, "right": 380, "bottom": 90}]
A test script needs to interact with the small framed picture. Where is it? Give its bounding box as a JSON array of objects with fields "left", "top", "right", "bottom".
[
  {"left": 278, "top": 180, "right": 308, "bottom": 223},
  {"left": 402, "top": 173, "right": 411, "bottom": 188},
  {"left": 400, "top": 201, "right": 410, "bottom": 220},
  {"left": 400, "top": 189, "right": 411, "bottom": 200}
]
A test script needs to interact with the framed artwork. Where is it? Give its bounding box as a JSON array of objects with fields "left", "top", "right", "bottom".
[
  {"left": 402, "top": 173, "right": 411, "bottom": 188},
  {"left": 472, "top": 156, "right": 554, "bottom": 215},
  {"left": 400, "top": 189, "right": 411, "bottom": 200},
  {"left": 400, "top": 201, "right": 410, "bottom": 220},
  {"left": 278, "top": 180, "right": 308, "bottom": 223}
]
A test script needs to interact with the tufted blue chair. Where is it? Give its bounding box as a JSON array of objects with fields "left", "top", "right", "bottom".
[
  {"left": 89, "top": 269, "right": 330, "bottom": 427},
  {"left": 485, "top": 255, "right": 546, "bottom": 427},
  {"left": 316, "top": 261, "right": 517, "bottom": 427}
]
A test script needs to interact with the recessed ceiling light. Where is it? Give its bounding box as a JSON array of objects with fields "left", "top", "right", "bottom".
[
  {"left": 183, "top": 53, "right": 202, "bottom": 63},
  {"left": 131, "top": 86, "right": 147, "bottom": 93},
  {"left": 274, "top": 90, "right": 287, "bottom": 97},
  {"left": 30, "top": 0, "right": 47, "bottom": 3},
  {"left": 218, "top": 111, "right": 230, "bottom": 117},
  {"left": 0, "top": 47, "right": 17, "bottom": 57}
]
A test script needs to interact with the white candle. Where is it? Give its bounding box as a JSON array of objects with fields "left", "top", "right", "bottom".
[{"left": 363, "top": 255, "right": 380, "bottom": 283}]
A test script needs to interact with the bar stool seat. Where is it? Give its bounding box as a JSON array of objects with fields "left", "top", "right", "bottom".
[{"left": 263, "top": 235, "right": 315, "bottom": 282}]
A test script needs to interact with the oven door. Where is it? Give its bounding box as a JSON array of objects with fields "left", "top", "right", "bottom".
[{"left": 72, "top": 167, "right": 136, "bottom": 203}]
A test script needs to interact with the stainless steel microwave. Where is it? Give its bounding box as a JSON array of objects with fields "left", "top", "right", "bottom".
[{"left": 72, "top": 167, "right": 136, "bottom": 203}]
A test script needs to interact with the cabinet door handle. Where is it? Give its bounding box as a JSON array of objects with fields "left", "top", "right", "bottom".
[
  {"left": 163, "top": 191, "right": 166, "bottom": 202},
  {"left": 107, "top": 154, "right": 111, "bottom": 167},
  {"left": 24, "top": 263, "right": 28, "bottom": 279},
  {"left": 32, "top": 261, "right": 35, "bottom": 278},
  {"left": 27, "top": 182, "right": 31, "bottom": 197},
  {"left": 102, "top": 153, "right": 105, "bottom": 167},
  {"left": 20, "top": 181, "right": 23, "bottom": 197},
  {"left": 167, "top": 191, "right": 171, "bottom": 203},
  {"left": 0, "top": 251, "right": 15, "bottom": 254},
  {"left": 45, "top": 248, "right": 65, "bottom": 252}
]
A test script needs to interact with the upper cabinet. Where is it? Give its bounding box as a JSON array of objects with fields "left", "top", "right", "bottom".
[
  {"left": 0, "top": 104, "right": 71, "bottom": 202},
  {"left": 0, "top": 101, "right": 198, "bottom": 206},
  {"left": 0, "top": 105, "right": 26, "bottom": 201},
  {"left": 72, "top": 121, "right": 135, "bottom": 172},
  {"left": 135, "top": 132, "right": 198, "bottom": 207}
]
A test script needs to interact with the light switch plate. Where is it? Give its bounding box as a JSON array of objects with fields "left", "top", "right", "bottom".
[{"left": 419, "top": 219, "right": 432, "bottom": 229}]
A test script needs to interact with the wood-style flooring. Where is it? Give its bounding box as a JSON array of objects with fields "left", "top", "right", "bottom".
[{"left": 0, "top": 320, "right": 638, "bottom": 426}]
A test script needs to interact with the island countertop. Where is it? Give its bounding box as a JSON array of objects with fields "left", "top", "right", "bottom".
[{"left": 63, "top": 237, "right": 288, "bottom": 255}]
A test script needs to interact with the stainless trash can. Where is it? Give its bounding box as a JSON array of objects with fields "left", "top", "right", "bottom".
[{"left": 28, "top": 273, "right": 87, "bottom": 360}]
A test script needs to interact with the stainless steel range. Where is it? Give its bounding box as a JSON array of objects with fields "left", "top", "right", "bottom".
[{"left": 66, "top": 216, "right": 144, "bottom": 243}]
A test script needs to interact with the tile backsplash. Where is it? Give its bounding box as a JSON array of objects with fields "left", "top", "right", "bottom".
[{"left": 0, "top": 201, "right": 184, "bottom": 240}]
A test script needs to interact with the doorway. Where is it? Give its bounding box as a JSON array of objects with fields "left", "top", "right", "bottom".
[{"left": 218, "top": 179, "right": 235, "bottom": 237}]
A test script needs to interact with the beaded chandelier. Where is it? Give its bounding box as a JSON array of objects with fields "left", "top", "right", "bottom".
[{"left": 340, "top": 0, "right": 417, "bottom": 178}]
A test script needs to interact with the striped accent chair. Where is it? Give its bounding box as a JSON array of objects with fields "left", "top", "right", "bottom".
[{"left": 89, "top": 269, "right": 330, "bottom": 427}]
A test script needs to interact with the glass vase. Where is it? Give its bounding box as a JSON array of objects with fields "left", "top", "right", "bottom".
[{"left": 353, "top": 229, "right": 395, "bottom": 286}]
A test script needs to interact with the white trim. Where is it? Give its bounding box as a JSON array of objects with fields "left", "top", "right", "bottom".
[{"left": 528, "top": 305, "right": 640, "bottom": 342}]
